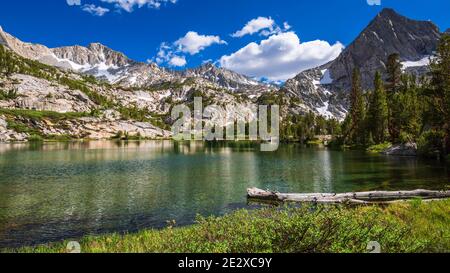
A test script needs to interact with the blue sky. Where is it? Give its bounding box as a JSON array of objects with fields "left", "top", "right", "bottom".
[{"left": 0, "top": 0, "right": 449, "bottom": 80}]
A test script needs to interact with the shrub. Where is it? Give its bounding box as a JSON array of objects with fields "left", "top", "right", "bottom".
[
  {"left": 28, "top": 134, "right": 43, "bottom": 142},
  {"left": 399, "top": 131, "right": 414, "bottom": 144},
  {"left": 367, "top": 142, "right": 392, "bottom": 153},
  {"left": 0, "top": 89, "right": 18, "bottom": 100},
  {"left": 417, "top": 130, "right": 445, "bottom": 158},
  {"left": 45, "top": 134, "right": 74, "bottom": 142},
  {"left": 6, "top": 119, "right": 40, "bottom": 135}
]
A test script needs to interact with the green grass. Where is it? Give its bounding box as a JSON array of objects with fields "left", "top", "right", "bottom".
[
  {"left": 367, "top": 142, "right": 393, "bottom": 154},
  {"left": 7, "top": 199, "right": 449, "bottom": 253},
  {"left": 5, "top": 119, "right": 40, "bottom": 135},
  {"left": 0, "top": 108, "right": 90, "bottom": 121},
  {"left": 306, "top": 139, "right": 324, "bottom": 145},
  {"left": 45, "top": 134, "right": 76, "bottom": 142}
]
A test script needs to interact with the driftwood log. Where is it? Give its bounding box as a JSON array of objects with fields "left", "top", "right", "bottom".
[{"left": 247, "top": 187, "right": 450, "bottom": 204}]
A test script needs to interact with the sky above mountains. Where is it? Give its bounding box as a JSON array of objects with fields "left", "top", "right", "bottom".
[{"left": 0, "top": 0, "right": 449, "bottom": 81}]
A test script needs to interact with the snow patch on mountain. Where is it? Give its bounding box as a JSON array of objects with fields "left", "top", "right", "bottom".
[
  {"left": 320, "top": 69, "right": 333, "bottom": 85},
  {"left": 402, "top": 56, "right": 431, "bottom": 69},
  {"left": 317, "top": 101, "right": 334, "bottom": 119}
]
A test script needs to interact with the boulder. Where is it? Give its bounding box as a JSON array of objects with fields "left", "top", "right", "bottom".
[{"left": 382, "top": 142, "right": 417, "bottom": 156}]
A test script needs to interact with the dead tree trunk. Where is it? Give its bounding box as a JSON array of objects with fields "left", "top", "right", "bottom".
[{"left": 247, "top": 188, "right": 450, "bottom": 205}]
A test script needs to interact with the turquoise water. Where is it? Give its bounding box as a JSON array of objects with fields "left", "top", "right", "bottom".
[{"left": 0, "top": 141, "right": 448, "bottom": 248}]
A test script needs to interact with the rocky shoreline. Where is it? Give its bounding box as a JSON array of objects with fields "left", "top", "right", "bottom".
[
  {"left": 381, "top": 142, "right": 418, "bottom": 157},
  {"left": 0, "top": 112, "right": 171, "bottom": 143}
]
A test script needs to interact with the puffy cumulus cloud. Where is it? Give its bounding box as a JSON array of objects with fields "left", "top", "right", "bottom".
[
  {"left": 82, "top": 4, "right": 110, "bottom": 16},
  {"left": 154, "top": 31, "right": 226, "bottom": 67},
  {"left": 174, "top": 31, "right": 226, "bottom": 55},
  {"left": 220, "top": 32, "right": 344, "bottom": 81},
  {"left": 100, "top": 0, "right": 177, "bottom": 12}
]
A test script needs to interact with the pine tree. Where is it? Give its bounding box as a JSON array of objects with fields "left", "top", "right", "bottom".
[
  {"left": 385, "top": 53, "right": 403, "bottom": 142},
  {"left": 345, "top": 68, "right": 366, "bottom": 144},
  {"left": 386, "top": 53, "right": 403, "bottom": 94},
  {"left": 367, "top": 72, "right": 389, "bottom": 143},
  {"left": 396, "top": 74, "right": 422, "bottom": 142}
]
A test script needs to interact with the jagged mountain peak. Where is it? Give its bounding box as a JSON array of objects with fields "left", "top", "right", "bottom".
[
  {"left": 0, "top": 25, "right": 5, "bottom": 45},
  {"left": 377, "top": 8, "right": 403, "bottom": 19},
  {"left": 180, "top": 62, "right": 274, "bottom": 93},
  {"left": 88, "top": 42, "right": 107, "bottom": 49},
  {"left": 52, "top": 42, "right": 133, "bottom": 68},
  {"left": 198, "top": 62, "right": 216, "bottom": 69},
  {"left": 374, "top": 8, "right": 437, "bottom": 30},
  {"left": 0, "top": 26, "right": 54, "bottom": 61}
]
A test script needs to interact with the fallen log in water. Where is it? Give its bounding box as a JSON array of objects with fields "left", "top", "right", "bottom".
[{"left": 247, "top": 187, "right": 450, "bottom": 204}]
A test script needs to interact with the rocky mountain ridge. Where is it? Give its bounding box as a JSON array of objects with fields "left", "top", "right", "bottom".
[
  {"left": 0, "top": 26, "right": 272, "bottom": 93},
  {"left": 179, "top": 63, "right": 276, "bottom": 95}
]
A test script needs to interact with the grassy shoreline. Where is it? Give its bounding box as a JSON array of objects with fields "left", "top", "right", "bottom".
[{"left": 5, "top": 199, "right": 449, "bottom": 253}]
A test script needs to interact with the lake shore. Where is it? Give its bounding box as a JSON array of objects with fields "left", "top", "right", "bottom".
[{"left": 7, "top": 199, "right": 449, "bottom": 253}]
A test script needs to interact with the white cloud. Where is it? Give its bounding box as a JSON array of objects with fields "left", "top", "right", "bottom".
[
  {"left": 66, "top": 0, "right": 81, "bottom": 6},
  {"left": 154, "top": 31, "right": 226, "bottom": 67},
  {"left": 175, "top": 31, "right": 226, "bottom": 55},
  {"left": 232, "top": 17, "right": 275, "bottom": 38},
  {"left": 283, "top": 22, "right": 291, "bottom": 31},
  {"left": 82, "top": 4, "right": 110, "bottom": 16},
  {"left": 169, "top": 55, "right": 187, "bottom": 67},
  {"left": 154, "top": 42, "right": 186, "bottom": 67},
  {"left": 100, "top": 0, "right": 177, "bottom": 12},
  {"left": 66, "top": 0, "right": 110, "bottom": 16},
  {"left": 231, "top": 17, "right": 293, "bottom": 38},
  {"left": 220, "top": 32, "right": 344, "bottom": 81}
]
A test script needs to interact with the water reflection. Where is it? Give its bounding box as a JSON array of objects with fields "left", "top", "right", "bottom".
[{"left": 0, "top": 141, "right": 448, "bottom": 248}]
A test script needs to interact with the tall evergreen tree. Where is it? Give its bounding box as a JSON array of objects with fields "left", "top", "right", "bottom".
[
  {"left": 367, "top": 72, "right": 389, "bottom": 143},
  {"left": 345, "top": 68, "right": 366, "bottom": 144},
  {"left": 386, "top": 53, "right": 403, "bottom": 94},
  {"left": 385, "top": 53, "right": 403, "bottom": 142},
  {"left": 396, "top": 74, "right": 422, "bottom": 142}
]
